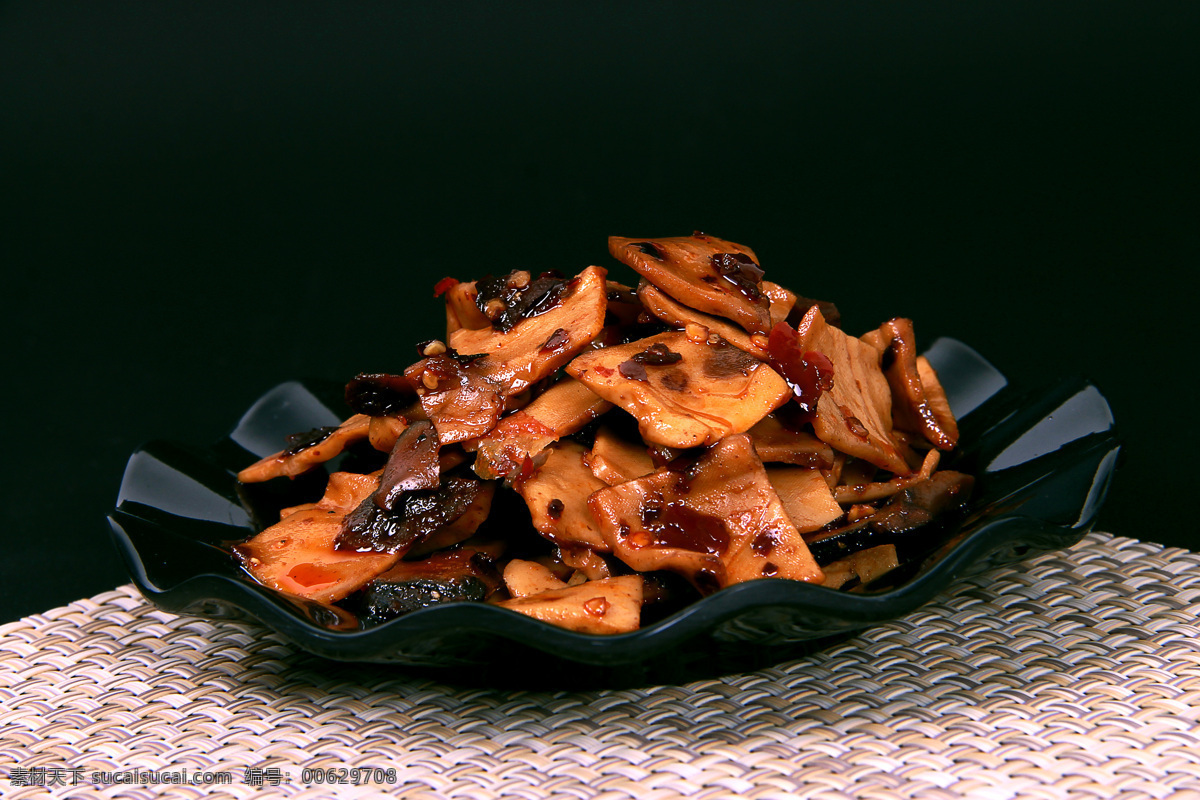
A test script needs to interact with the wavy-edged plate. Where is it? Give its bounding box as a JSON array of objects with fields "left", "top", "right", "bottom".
[{"left": 109, "top": 338, "right": 1119, "bottom": 679}]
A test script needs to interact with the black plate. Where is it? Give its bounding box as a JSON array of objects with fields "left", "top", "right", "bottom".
[{"left": 109, "top": 338, "right": 1119, "bottom": 680}]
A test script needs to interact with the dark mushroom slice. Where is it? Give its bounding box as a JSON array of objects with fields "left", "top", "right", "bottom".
[
  {"left": 567, "top": 331, "right": 791, "bottom": 449},
  {"left": 406, "top": 355, "right": 505, "bottom": 445},
  {"left": 605, "top": 280, "right": 646, "bottom": 327},
  {"left": 588, "top": 434, "right": 823, "bottom": 593},
  {"left": 238, "top": 414, "right": 376, "bottom": 483},
  {"left": 793, "top": 306, "right": 910, "bottom": 475},
  {"left": 356, "top": 543, "right": 505, "bottom": 624},
  {"left": 766, "top": 467, "right": 845, "bottom": 533},
  {"left": 495, "top": 575, "right": 644, "bottom": 635},
  {"left": 748, "top": 414, "right": 836, "bottom": 468},
  {"left": 450, "top": 265, "right": 608, "bottom": 397},
  {"left": 636, "top": 280, "right": 769, "bottom": 358},
  {"left": 407, "top": 481, "right": 496, "bottom": 557},
  {"left": 345, "top": 372, "right": 421, "bottom": 417},
  {"left": 588, "top": 425, "right": 656, "bottom": 485},
  {"left": 862, "top": 318, "right": 959, "bottom": 451},
  {"left": 376, "top": 420, "right": 441, "bottom": 511},
  {"left": 234, "top": 471, "right": 402, "bottom": 604},
  {"left": 516, "top": 441, "right": 610, "bottom": 552},
  {"left": 609, "top": 233, "right": 772, "bottom": 334},
  {"left": 468, "top": 378, "right": 612, "bottom": 480},
  {"left": 336, "top": 473, "right": 493, "bottom": 556}
]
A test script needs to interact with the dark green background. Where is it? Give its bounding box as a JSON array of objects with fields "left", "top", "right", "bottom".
[{"left": 3, "top": 2, "right": 1196, "bottom": 622}]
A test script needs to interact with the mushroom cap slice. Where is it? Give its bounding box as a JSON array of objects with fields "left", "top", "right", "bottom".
[
  {"left": 516, "top": 441, "right": 610, "bottom": 551},
  {"left": 566, "top": 331, "right": 791, "bottom": 449},
  {"left": 588, "top": 434, "right": 823, "bottom": 592},
  {"left": 407, "top": 355, "right": 506, "bottom": 446},
  {"left": 795, "top": 306, "right": 910, "bottom": 475},
  {"left": 234, "top": 471, "right": 401, "bottom": 604},
  {"left": 496, "top": 575, "right": 643, "bottom": 635},
  {"left": 450, "top": 265, "right": 608, "bottom": 396},
  {"left": 609, "top": 234, "right": 772, "bottom": 334}
]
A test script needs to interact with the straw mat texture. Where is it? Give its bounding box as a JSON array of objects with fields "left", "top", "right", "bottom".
[{"left": 2, "top": 532, "right": 1199, "bottom": 799}]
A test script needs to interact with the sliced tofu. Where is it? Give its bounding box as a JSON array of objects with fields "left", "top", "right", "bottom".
[
  {"left": 820, "top": 544, "right": 900, "bottom": 590},
  {"left": 450, "top": 265, "right": 608, "bottom": 396},
  {"left": 795, "top": 306, "right": 910, "bottom": 475},
  {"left": 496, "top": 575, "right": 644, "bottom": 635},
  {"left": 833, "top": 449, "right": 941, "bottom": 504},
  {"left": 637, "top": 280, "right": 768, "bottom": 359},
  {"left": 502, "top": 559, "right": 569, "bottom": 598},
  {"left": 588, "top": 425, "right": 657, "bottom": 485},
  {"left": 238, "top": 414, "right": 374, "bottom": 483},
  {"left": 609, "top": 233, "right": 772, "bottom": 334},
  {"left": 516, "top": 441, "right": 611, "bottom": 551},
  {"left": 588, "top": 434, "right": 823, "bottom": 592},
  {"left": 863, "top": 318, "right": 959, "bottom": 450},
  {"left": 748, "top": 414, "right": 836, "bottom": 468},
  {"left": 766, "top": 467, "right": 845, "bottom": 533},
  {"left": 469, "top": 378, "right": 612, "bottom": 480},
  {"left": 567, "top": 331, "right": 791, "bottom": 448},
  {"left": 235, "top": 471, "right": 401, "bottom": 604}
]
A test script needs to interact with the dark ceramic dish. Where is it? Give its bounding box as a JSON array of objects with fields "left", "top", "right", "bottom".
[{"left": 109, "top": 338, "right": 1119, "bottom": 677}]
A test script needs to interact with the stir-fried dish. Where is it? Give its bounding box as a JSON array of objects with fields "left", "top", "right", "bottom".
[{"left": 234, "top": 233, "right": 974, "bottom": 634}]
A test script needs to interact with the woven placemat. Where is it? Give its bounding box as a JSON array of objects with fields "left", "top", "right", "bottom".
[{"left": 2, "top": 532, "right": 1199, "bottom": 800}]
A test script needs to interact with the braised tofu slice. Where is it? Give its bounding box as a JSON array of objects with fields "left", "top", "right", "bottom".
[
  {"left": 588, "top": 434, "right": 823, "bottom": 592},
  {"left": 450, "top": 265, "right": 608, "bottom": 396},
  {"left": 820, "top": 544, "right": 900, "bottom": 590},
  {"left": 442, "top": 279, "right": 491, "bottom": 337},
  {"left": 833, "top": 449, "right": 940, "bottom": 504},
  {"left": 766, "top": 467, "right": 845, "bottom": 533},
  {"left": 794, "top": 306, "right": 910, "bottom": 475},
  {"left": 235, "top": 471, "right": 401, "bottom": 604},
  {"left": 368, "top": 415, "right": 411, "bottom": 452},
  {"left": 762, "top": 281, "right": 797, "bottom": 327},
  {"left": 496, "top": 575, "right": 643, "bottom": 634},
  {"left": 238, "top": 414, "right": 374, "bottom": 483},
  {"left": 406, "top": 355, "right": 505, "bottom": 445},
  {"left": 588, "top": 425, "right": 656, "bottom": 485},
  {"left": 567, "top": 332, "right": 791, "bottom": 449},
  {"left": 469, "top": 378, "right": 612, "bottom": 480},
  {"left": 863, "top": 318, "right": 959, "bottom": 450},
  {"left": 637, "top": 280, "right": 768, "bottom": 359},
  {"left": 516, "top": 441, "right": 610, "bottom": 551},
  {"left": 609, "top": 233, "right": 772, "bottom": 334},
  {"left": 502, "top": 558, "right": 569, "bottom": 598},
  {"left": 748, "top": 414, "right": 836, "bottom": 468}
]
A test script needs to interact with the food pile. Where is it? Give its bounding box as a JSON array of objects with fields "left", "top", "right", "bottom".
[{"left": 235, "top": 233, "right": 973, "bottom": 634}]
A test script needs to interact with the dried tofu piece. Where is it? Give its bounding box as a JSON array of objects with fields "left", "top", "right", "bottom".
[
  {"left": 795, "top": 306, "right": 910, "bottom": 475},
  {"left": 238, "top": 414, "right": 374, "bottom": 483},
  {"left": 766, "top": 467, "right": 844, "bottom": 533},
  {"left": 588, "top": 425, "right": 656, "bottom": 485},
  {"left": 407, "top": 355, "right": 505, "bottom": 445},
  {"left": 567, "top": 331, "right": 790, "bottom": 448},
  {"left": 469, "top": 378, "right": 612, "bottom": 480},
  {"left": 503, "top": 559, "right": 569, "bottom": 598},
  {"left": 516, "top": 441, "right": 610, "bottom": 551},
  {"left": 496, "top": 575, "right": 643, "bottom": 635},
  {"left": 833, "top": 449, "right": 940, "bottom": 504},
  {"left": 234, "top": 471, "right": 401, "bottom": 603},
  {"left": 367, "top": 415, "right": 411, "bottom": 452},
  {"left": 748, "top": 415, "right": 836, "bottom": 468},
  {"left": 864, "top": 318, "right": 959, "bottom": 450},
  {"left": 609, "top": 233, "right": 772, "bottom": 334},
  {"left": 820, "top": 544, "right": 900, "bottom": 590},
  {"left": 559, "top": 546, "right": 613, "bottom": 580},
  {"left": 588, "top": 434, "right": 823, "bottom": 592},
  {"left": 762, "top": 281, "right": 797, "bottom": 327},
  {"left": 442, "top": 279, "right": 491, "bottom": 337},
  {"left": 637, "top": 280, "right": 768, "bottom": 359},
  {"left": 450, "top": 265, "right": 608, "bottom": 396}
]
